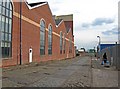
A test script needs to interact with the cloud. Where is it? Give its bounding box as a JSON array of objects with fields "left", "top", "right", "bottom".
[
  {"left": 92, "top": 18, "right": 114, "bottom": 26},
  {"left": 81, "top": 23, "right": 90, "bottom": 28},
  {"left": 82, "top": 17, "right": 115, "bottom": 28},
  {"left": 102, "top": 27, "right": 118, "bottom": 35}
]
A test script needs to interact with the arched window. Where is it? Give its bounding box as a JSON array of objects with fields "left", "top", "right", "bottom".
[
  {"left": 48, "top": 25, "right": 52, "bottom": 55},
  {"left": 60, "top": 31, "right": 63, "bottom": 54},
  {"left": 0, "top": 0, "right": 13, "bottom": 58},
  {"left": 63, "top": 33, "right": 66, "bottom": 54},
  {"left": 40, "top": 19, "right": 45, "bottom": 55},
  {"left": 69, "top": 38, "right": 72, "bottom": 53}
]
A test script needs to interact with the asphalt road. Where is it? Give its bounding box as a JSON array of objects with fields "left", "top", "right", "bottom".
[{"left": 2, "top": 56, "right": 92, "bottom": 87}]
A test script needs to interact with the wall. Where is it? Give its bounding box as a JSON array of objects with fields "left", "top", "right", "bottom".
[
  {"left": 100, "top": 44, "right": 120, "bottom": 70},
  {"left": 2, "top": 1, "right": 75, "bottom": 67}
]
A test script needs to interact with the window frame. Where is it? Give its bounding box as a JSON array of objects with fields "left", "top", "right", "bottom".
[
  {"left": 40, "top": 19, "right": 46, "bottom": 55},
  {"left": 69, "top": 38, "right": 72, "bottom": 53},
  {"left": 0, "top": 0, "right": 13, "bottom": 58},
  {"left": 63, "top": 33, "right": 66, "bottom": 54},
  {"left": 48, "top": 24, "right": 52, "bottom": 55},
  {"left": 60, "top": 31, "right": 63, "bottom": 54}
]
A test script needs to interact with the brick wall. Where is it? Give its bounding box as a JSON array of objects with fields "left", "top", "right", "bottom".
[{"left": 2, "top": 1, "right": 75, "bottom": 67}]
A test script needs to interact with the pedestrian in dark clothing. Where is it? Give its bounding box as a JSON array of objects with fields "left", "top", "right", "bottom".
[
  {"left": 103, "top": 52, "right": 107, "bottom": 63},
  {"left": 101, "top": 52, "right": 107, "bottom": 65}
]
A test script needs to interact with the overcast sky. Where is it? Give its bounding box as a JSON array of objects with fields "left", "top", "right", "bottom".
[{"left": 27, "top": 0, "right": 119, "bottom": 50}]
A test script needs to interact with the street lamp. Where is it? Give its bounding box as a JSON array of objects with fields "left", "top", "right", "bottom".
[{"left": 97, "top": 36, "right": 101, "bottom": 52}]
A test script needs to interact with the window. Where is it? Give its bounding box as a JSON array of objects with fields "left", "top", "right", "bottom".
[
  {"left": 69, "top": 38, "right": 72, "bottom": 53},
  {"left": 0, "top": 0, "right": 12, "bottom": 58},
  {"left": 48, "top": 25, "right": 52, "bottom": 55},
  {"left": 40, "top": 20, "right": 45, "bottom": 55},
  {"left": 60, "top": 31, "right": 63, "bottom": 54},
  {"left": 63, "top": 33, "right": 66, "bottom": 54}
]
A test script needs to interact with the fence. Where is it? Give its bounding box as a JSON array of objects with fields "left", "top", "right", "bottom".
[{"left": 100, "top": 44, "right": 120, "bottom": 70}]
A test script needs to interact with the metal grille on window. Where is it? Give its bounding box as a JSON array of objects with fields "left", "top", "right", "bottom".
[{"left": 0, "top": 0, "right": 12, "bottom": 58}]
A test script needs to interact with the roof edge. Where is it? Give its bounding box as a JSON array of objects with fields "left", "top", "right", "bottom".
[
  {"left": 56, "top": 20, "right": 64, "bottom": 28},
  {"left": 25, "top": 1, "right": 48, "bottom": 10}
]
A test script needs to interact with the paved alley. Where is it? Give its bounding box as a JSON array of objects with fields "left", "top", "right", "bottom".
[
  {"left": 2, "top": 56, "right": 118, "bottom": 87},
  {"left": 2, "top": 56, "right": 92, "bottom": 87},
  {"left": 92, "top": 58, "right": 118, "bottom": 87}
]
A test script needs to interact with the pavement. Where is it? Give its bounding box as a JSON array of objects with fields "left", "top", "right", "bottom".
[
  {"left": 2, "top": 56, "right": 119, "bottom": 88},
  {"left": 2, "top": 56, "right": 92, "bottom": 87},
  {"left": 91, "top": 57, "right": 118, "bottom": 87}
]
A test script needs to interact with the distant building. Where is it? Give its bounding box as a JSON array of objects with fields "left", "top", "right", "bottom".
[
  {"left": 100, "top": 44, "right": 116, "bottom": 51},
  {"left": 53, "top": 14, "right": 73, "bottom": 35},
  {"left": 78, "top": 49, "right": 85, "bottom": 56}
]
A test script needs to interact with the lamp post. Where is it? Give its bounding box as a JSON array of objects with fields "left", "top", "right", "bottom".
[
  {"left": 97, "top": 36, "right": 101, "bottom": 59},
  {"left": 97, "top": 36, "right": 101, "bottom": 52}
]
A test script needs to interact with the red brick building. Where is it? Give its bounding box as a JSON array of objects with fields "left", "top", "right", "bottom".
[{"left": 0, "top": 0, "right": 75, "bottom": 67}]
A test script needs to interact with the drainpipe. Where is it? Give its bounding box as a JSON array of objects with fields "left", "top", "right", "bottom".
[{"left": 20, "top": 0, "right": 22, "bottom": 65}]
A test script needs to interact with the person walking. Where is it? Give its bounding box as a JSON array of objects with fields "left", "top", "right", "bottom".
[
  {"left": 101, "top": 52, "right": 107, "bottom": 65},
  {"left": 103, "top": 52, "right": 107, "bottom": 63},
  {"left": 101, "top": 52, "right": 110, "bottom": 67}
]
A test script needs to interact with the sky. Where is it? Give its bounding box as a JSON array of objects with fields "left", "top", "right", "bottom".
[{"left": 27, "top": 0, "right": 119, "bottom": 50}]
